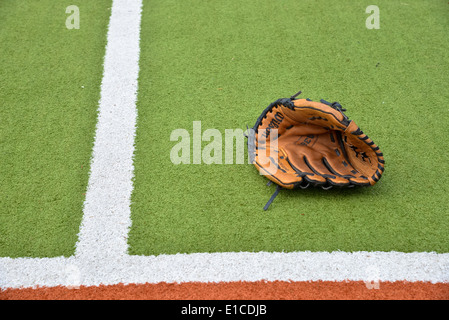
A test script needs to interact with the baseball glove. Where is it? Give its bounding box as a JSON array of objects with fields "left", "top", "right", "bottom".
[{"left": 247, "top": 91, "right": 385, "bottom": 210}]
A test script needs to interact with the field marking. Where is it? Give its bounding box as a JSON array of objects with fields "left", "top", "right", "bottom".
[
  {"left": 1, "top": 0, "right": 449, "bottom": 290},
  {"left": 74, "top": 0, "right": 141, "bottom": 260},
  {"left": 1, "top": 251, "right": 449, "bottom": 289}
]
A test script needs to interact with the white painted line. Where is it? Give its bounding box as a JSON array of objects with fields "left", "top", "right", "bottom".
[
  {"left": 74, "top": 0, "right": 141, "bottom": 259},
  {"left": 1, "top": 0, "right": 448, "bottom": 291},
  {"left": 1, "top": 251, "right": 448, "bottom": 289}
]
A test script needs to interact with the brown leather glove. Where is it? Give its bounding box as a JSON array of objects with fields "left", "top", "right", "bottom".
[{"left": 248, "top": 91, "right": 385, "bottom": 210}]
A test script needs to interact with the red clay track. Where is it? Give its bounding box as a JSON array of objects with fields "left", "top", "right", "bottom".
[{"left": 1, "top": 280, "right": 448, "bottom": 300}]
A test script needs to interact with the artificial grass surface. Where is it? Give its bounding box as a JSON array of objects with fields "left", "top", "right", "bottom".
[
  {"left": 0, "top": 0, "right": 112, "bottom": 257},
  {"left": 0, "top": 0, "right": 447, "bottom": 259},
  {"left": 128, "top": 0, "right": 449, "bottom": 255}
]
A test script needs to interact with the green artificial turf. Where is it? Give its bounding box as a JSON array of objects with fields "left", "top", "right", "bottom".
[
  {"left": 128, "top": 0, "right": 449, "bottom": 255},
  {"left": 0, "top": 0, "right": 111, "bottom": 257}
]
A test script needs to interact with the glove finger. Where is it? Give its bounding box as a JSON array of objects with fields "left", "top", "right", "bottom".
[
  {"left": 253, "top": 147, "right": 304, "bottom": 189},
  {"left": 303, "top": 154, "right": 350, "bottom": 186},
  {"left": 282, "top": 147, "right": 327, "bottom": 185},
  {"left": 323, "top": 131, "right": 371, "bottom": 186},
  {"left": 323, "top": 156, "right": 370, "bottom": 186}
]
